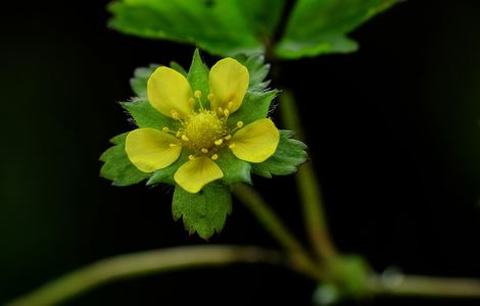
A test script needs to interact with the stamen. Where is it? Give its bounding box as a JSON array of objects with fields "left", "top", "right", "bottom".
[
  {"left": 188, "top": 154, "right": 195, "bottom": 160},
  {"left": 201, "top": 148, "right": 209, "bottom": 154},
  {"left": 181, "top": 135, "right": 190, "bottom": 142},
  {"left": 208, "top": 93, "right": 215, "bottom": 102},
  {"left": 169, "top": 143, "right": 177, "bottom": 147},
  {"left": 176, "top": 131, "right": 181, "bottom": 137},
  {"left": 229, "top": 143, "right": 236, "bottom": 149},
  {"left": 224, "top": 134, "right": 232, "bottom": 140},
  {"left": 214, "top": 139, "right": 223, "bottom": 146},
  {"left": 162, "top": 127, "right": 169, "bottom": 132},
  {"left": 171, "top": 110, "right": 179, "bottom": 120},
  {"left": 227, "top": 101, "right": 234, "bottom": 110},
  {"left": 223, "top": 109, "right": 230, "bottom": 117},
  {"left": 217, "top": 107, "right": 223, "bottom": 114},
  {"left": 194, "top": 90, "right": 202, "bottom": 99},
  {"left": 211, "top": 154, "right": 218, "bottom": 160}
]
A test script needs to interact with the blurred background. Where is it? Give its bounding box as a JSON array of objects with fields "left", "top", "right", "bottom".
[{"left": 1, "top": 0, "right": 479, "bottom": 305}]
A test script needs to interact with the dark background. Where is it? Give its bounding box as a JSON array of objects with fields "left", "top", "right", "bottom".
[{"left": 1, "top": 0, "right": 479, "bottom": 305}]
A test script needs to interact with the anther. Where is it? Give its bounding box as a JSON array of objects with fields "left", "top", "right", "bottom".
[
  {"left": 188, "top": 97, "right": 195, "bottom": 105},
  {"left": 208, "top": 93, "right": 215, "bottom": 101},
  {"left": 169, "top": 143, "right": 177, "bottom": 147},
  {"left": 229, "top": 143, "right": 236, "bottom": 149},
  {"left": 223, "top": 109, "right": 230, "bottom": 117},
  {"left": 194, "top": 90, "right": 202, "bottom": 99},
  {"left": 162, "top": 127, "right": 169, "bottom": 132},
  {"left": 227, "top": 101, "right": 234, "bottom": 110},
  {"left": 236, "top": 121, "right": 244, "bottom": 128},
  {"left": 181, "top": 135, "right": 190, "bottom": 142},
  {"left": 201, "top": 148, "right": 209, "bottom": 154},
  {"left": 176, "top": 131, "right": 181, "bottom": 137},
  {"left": 171, "top": 110, "right": 179, "bottom": 119},
  {"left": 217, "top": 107, "right": 223, "bottom": 114},
  {"left": 188, "top": 154, "right": 195, "bottom": 160},
  {"left": 224, "top": 135, "right": 232, "bottom": 140},
  {"left": 214, "top": 139, "right": 223, "bottom": 146},
  {"left": 211, "top": 154, "right": 218, "bottom": 160}
]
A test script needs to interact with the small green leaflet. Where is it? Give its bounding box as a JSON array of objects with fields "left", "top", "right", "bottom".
[
  {"left": 172, "top": 183, "right": 232, "bottom": 239},
  {"left": 99, "top": 133, "right": 149, "bottom": 186},
  {"left": 252, "top": 130, "right": 308, "bottom": 178}
]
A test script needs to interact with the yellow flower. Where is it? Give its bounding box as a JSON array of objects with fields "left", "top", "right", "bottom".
[{"left": 125, "top": 58, "right": 280, "bottom": 193}]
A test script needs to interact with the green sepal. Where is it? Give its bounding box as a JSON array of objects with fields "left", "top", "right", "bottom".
[
  {"left": 169, "top": 61, "right": 188, "bottom": 76},
  {"left": 216, "top": 150, "right": 252, "bottom": 185},
  {"left": 172, "top": 182, "right": 232, "bottom": 239},
  {"left": 146, "top": 151, "right": 188, "bottom": 186},
  {"left": 252, "top": 130, "right": 308, "bottom": 178},
  {"left": 99, "top": 133, "right": 150, "bottom": 186},
  {"left": 187, "top": 49, "right": 210, "bottom": 108},
  {"left": 228, "top": 90, "right": 278, "bottom": 127},
  {"left": 236, "top": 54, "right": 271, "bottom": 93},
  {"left": 121, "top": 98, "right": 179, "bottom": 130},
  {"left": 130, "top": 64, "right": 158, "bottom": 98}
]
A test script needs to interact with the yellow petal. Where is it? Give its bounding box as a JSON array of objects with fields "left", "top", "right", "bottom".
[
  {"left": 174, "top": 157, "right": 223, "bottom": 193},
  {"left": 230, "top": 118, "right": 280, "bottom": 163},
  {"left": 125, "top": 128, "right": 182, "bottom": 173},
  {"left": 147, "top": 66, "right": 193, "bottom": 118},
  {"left": 209, "top": 58, "right": 249, "bottom": 114}
]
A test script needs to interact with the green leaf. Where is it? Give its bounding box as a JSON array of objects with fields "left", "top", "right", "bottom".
[
  {"left": 237, "top": 1, "right": 286, "bottom": 38},
  {"left": 146, "top": 151, "right": 188, "bottom": 186},
  {"left": 252, "top": 130, "right": 307, "bottom": 178},
  {"left": 275, "top": 0, "right": 397, "bottom": 59},
  {"left": 216, "top": 150, "right": 251, "bottom": 185},
  {"left": 99, "top": 133, "right": 150, "bottom": 186},
  {"left": 121, "top": 99, "right": 179, "bottom": 130},
  {"left": 228, "top": 90, "right": 278, "bottom": 127},
  {"left": 108, "top": 0, "right": 264, "bottom": 56},
  {"left": 187, "top": 49, "right": 210, "bottom": 107},
  {"left": 130, "top": 64, "right": 158, "bottom": 98},
  {"left": 172, "top": 183, "right": 232, "bottom": 239}
]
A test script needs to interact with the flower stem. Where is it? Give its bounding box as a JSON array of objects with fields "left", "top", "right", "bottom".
[
  {"left": 279, "top": 90, "right": 337, "bottom": 259},
  {"left": 368, "top": 274, "right": 480, "bottom": 298},
  {"left": 7, "top": 246, "right": 291, "bottom": 306},
  {"left": 231, "top": 184, "right": 322, "bottom": 279}
]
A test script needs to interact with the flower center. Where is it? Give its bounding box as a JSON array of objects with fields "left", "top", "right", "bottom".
[{"left": 181, "top": 110, "right": 227, "bottom": 152}]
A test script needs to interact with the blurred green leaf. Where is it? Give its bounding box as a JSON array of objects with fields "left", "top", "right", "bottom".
[
  {"left": 275, "top": 0, "right": 397, "bottom": 59},
  {"left": 237, "top": 1, "right": 286, "bottom": 39},
  {"left": 172, "top": 183, "right": 232, "bottom": 239},
  {"left": 253, "top": 130, "right": 307, "bottom": 178},
  {"left": 108, "top": 0, "right": 284, "bottom": 56},
  {"left": 99, "top": 133, "right": 150, "bottom": 186}
]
